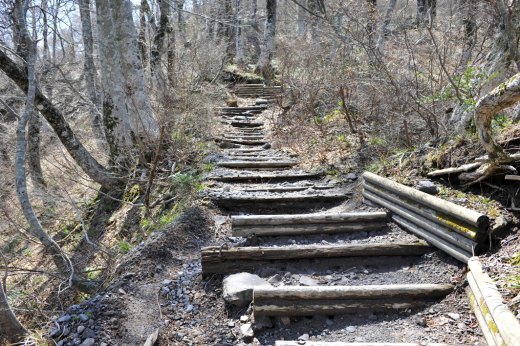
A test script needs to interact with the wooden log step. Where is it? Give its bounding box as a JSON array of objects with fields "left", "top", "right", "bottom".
[
  {"left": 254, "top": 284, "right": 454, "bottom": 300},
  {"left": 216, "top": 160, "right": 297, "bottom": 169},
  {"left": 275, "top": 342, "right": 448, "bottom": 346},
  {"left": 254, "top": 299, "right": 432, "bottom": 316},
  {"left": 226, "top": 121, "right": 264, "bottom": 127},
  {"left": 210, "top": 191, "right": 351, "bottom": 208},
  {"left": 209, "top": 171, "right": 323, "bottom": 182},
  {"left": 231, "top": 212, "right": 388, "bottom": 236},
  {"left": 217, "top": 106, "right": 267, "bottom": 111},
  {"left": 201, "top": 242, "right": 431, "bottom": 274},
  {"left": 217, "top": 138, "right": 268, "bottom": 146},
  {"left": 233, "top": 212, "right": 388, "bottom": 226},
  {"left": 223, "top": 135, "right": 265, "bottom": 140}
]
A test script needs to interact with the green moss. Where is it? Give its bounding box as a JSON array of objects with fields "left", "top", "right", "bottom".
[{"left": 124, "top": 184, "right": 141, "bottom": 203}]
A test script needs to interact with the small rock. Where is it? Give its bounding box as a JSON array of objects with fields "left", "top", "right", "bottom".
[
  {"left": 325, "top": 318, "right": 334, "bottom": 326},
  {"left": 185, "top": 305, "right": 194, "bottom": 313},
  {"left": 240, "top": 315, "right": 249, "bottom": 323},
  {"left": 298, "top": 333, "right": 310, "bottom": 341},
  {"left": 77, "top": 325, "right": 85, "bottom": 334},
  {"left": 50, "top": 328, "right": 62, "bottom": 338},
  {"left": 240, "top": 323, "right": 254, "bottom": 342},
  {"left": 280, "top": 316, "right": 291, "bottom": 326},
  {"left": 346, "top": 173, "right": 357, "bottom": 180},
  {"left": 355, "top": 337, "right": 365, "bottom": 342},
  {"left": 223, "top": 273, "right": 271, "bottom": 307},
  {"left": 346, "top": 326, "right": 356, "bottom": 333},
  {"left": 267, "top": 274, "right": 283, "bottom": 285},
  {"left": 78, "top": 314, "right": 90, "bottom": 322},
  {"left": 80, "top": 338, "right": 95, "bottom": 346},
  {"left": 367, "top": 313, "right": 377, "bottom": 321},
  {"left": 227, "top": 321, "right": 235, "bottom": 328},
  {"left": 447, "top": 313, "right": 460, "bottom": 321},
  {"left": 512, "top": 293, "right": 520, "bottom": 305},
  {"left": 299, "top": 275, "right": 318, "bottom": 286},
  {"left": 417, "top": 180, "right": 439, "bottom": 195},
  {"left": 253, "top": 316, "right": 273, "bottom": 330},
  {"left": 118, "top": 288, "right": 126, "bottom": 295},
  {"left": 162, "top": 279, "right": 173, "bottom": 286},
  {"left": 415, "top": 316, "right": 427, "bottom": 327},
  {"left": 57, "top": 315, "right": 71, "bottom": 323}
]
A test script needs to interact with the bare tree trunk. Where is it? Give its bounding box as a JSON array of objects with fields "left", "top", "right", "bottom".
[
  {"left": 248, "top": 0, "right": 261, "bottom": 59},
  {"left": 14, "top": 0, "right": 46, "bottom": 188},
  {"left": 366, "top": 0, "right": 377, "bottom": 63},
  {"left": 151, "top": 0, "right": 170, "bottom": 72},
  {"left": 0, "top": 275, "right": 26, "bottom": 343},
  {"left": 296, "top": 0, "right": 306, "bottom": 36},
  {"left": 256, "top": 0, "right": 277, "bottom": 81},
  {"left": 138, "top": 0, "right": 151, "bottom": 69},
  {"left": 78, "top": 0, "right": 104, "bottom": 142},
  {"left": 41, "top": 0, "right": 53, "bottom": 100},
  {"left": 175, "top": 0, "right": 186, "bottom": 42},
  {"left": 235, "top": 0, "right": 245, "bottom": 64},
  {"left": 457, "top": 0, "right": 477, "bottom": 72},
  {"left": 95, "top": 0, "right": 159, "bottom": 164},
  {"left": 376, "top": 0, "right": 397, "bottom": 55},
  {"left": 16, "top": 34, "right": 97, "bottom": 294},
  {"left": 217, "top": 0, "right": 234, "bottom": 60},
  {"left": 167, "top": 28, "right": 176, "bottom": 88}
]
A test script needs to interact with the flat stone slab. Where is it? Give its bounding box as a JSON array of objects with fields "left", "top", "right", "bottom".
[{"left": 222, "top": 272, "right": 271, "bottom": 307}]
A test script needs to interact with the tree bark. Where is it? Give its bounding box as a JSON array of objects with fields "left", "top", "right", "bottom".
[
  {"left": 235, "top": 0, "right": 245, "bottom": 64},
  {"left": 457, "top": 0, "right": 477, "bottom": 72},
  {"left": 0, "top": 277, "right": 26, "bottom": 343},
  {"left": 138, "top": 0, "right": 151, "bottom": 68},
  {"left": 77, "top": 0, "right": 104, "bottom": 142},
  {"left": 256, "top": 0, "right": 277, "bottom": 82},
  {"left": 151, "top": 0, "right": 170, "bottom": 72},
  {"left": 95, "top": 0, "right": 159, "bottom": 164}
]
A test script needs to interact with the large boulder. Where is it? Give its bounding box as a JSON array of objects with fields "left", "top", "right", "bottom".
[{"left": 223, "top": 273, "right": 271, "bottom": 307}]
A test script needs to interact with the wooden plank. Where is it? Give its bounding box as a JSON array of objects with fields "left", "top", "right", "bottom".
[
  {"left": 210, "top": 191, "right": 350, "bottom": 207},
  {"left": 505, "top": 174, "right": 520, "bottom": 181},
  {"left": 254, "top": 284, "right": 454, "bottom": 300},
  {"left": 275, "top": 342, "right": 448, "bottom": 346},
  {"left": 466, "top": 275, "right": 501, "bottom": 346},
  {"left": 254, "top": 298, "right": 430, "bottom": 316},
  {"left": 217, "top": 138, "right": 268, "bottom": 145},
  {"left": 232, "top": 222, "right": 387, "bottom": 237},
  {"left": 466, "top": 287, "right": 498, "bottom": 346},
  {"left": 232, "top": 212, "right": 388, "bottom": 226}
]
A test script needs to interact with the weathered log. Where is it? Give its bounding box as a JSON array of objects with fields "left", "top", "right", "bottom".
[
  {"left": 217, "top": 138, "right": 268, "bottom": 146},
  {"left": 254, "top": 284, "right": 454, "bottom": 300},
  {"left": 362, "top": 187, "right": 478, "bottom": 251},
  {"left": 210, "top": 190, "right": 350, "bottom": 206},
  {"left": 217, "top": 106, "right": 267, "bottom": 111},
  {"left": 466, "top": 287, "right": 498, "bottom": 346},
  {"left": 254, "top": 298, "right": 430, "bottom": 316},
  {"left": 216, "top": 160, "right": 296, "bottom": 169},
  {"left": 209, "top": 171, "right": 323, "bottom": 182},
  {"left": 201, "top": 242, "right": 430, "bottom": 266},
  {"left": 362, "top": 172, "right": 489, "bottom": 229},
  {"left": 427, "top": 162, "right": 482, "bottom": 177},
  {"left": 505, "top": 174, "right": 520, "bottom": 181},
  {"left": 226, "top": 121, "right": 264, "bottom": 127},
  {"left": 390, "top": 212, "right": 472, "bottom": 263},
  {"left": 275, "top": 342, "right": 448, "bottom": 346},
  {"left": 467, "top": 257, "right": 520, "bottom": 346},
  {"left": 232, "top": 212, "right": 388, "bottom": 226},
  {"left": 238, "top": 186, "right": 309, "bottom": 193},
  {"left": 475, "top": 153, "right": 520, "bottom": 162},
  {"left": 232, "top": 222, "right": 387, "bottom": 237}
]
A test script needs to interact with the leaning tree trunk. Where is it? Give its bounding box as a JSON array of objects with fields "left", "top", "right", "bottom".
[
  {"left": 256, "top": 0, "right": 277, "bottom": 82},
  {"left": 77, "top": 0, "right": 104, "bottom": 142},
  {"left": 0, "top": 279, "right": 26, "bottom": 343}
]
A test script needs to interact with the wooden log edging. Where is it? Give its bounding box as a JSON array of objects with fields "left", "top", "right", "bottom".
[
  {"left": 361, "top": 172, "right": 489, "bottom": 263},
  {"left": 466, "top": 257, "right": 520, "bottom": 346}
]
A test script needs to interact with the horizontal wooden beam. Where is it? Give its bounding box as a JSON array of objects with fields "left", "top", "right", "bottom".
[
  {"left": 209, "top": 171, "right": 323, "bottom": 182},
  {"left": 232, "top": 222, "right": 386, "bottom": 237},
  {"left": 254, "top": 284, "right": 454, "bottom": 300},
  {"left": 275, "top": 342, "right": 448, "bottom": 346},
  {"left": 201, "top": 242, "right": 431, "bottom": 274},
  {"left": 232, "top": 212, "right": 389, "bottom": 226},
  {"left": 216, "top": 160, "right": 297, "bottom": 169}
]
